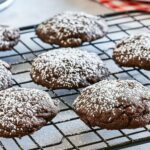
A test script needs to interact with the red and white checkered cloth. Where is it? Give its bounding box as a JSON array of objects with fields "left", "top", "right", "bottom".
[{"left": 98, "top": 0, "right": 150, "bottom": 12}]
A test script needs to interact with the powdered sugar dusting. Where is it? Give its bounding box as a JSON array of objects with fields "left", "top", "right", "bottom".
[
  {"left": 73, "top": 80, "right": 150, "bottom": 117},
  {"left": 0, "top": 87, "right": 59, "bottom": 137},
  {"left": 0, "top": 60, "right": 13, "bottom": 90},
  {"left": 36, "top": 11, "right": 108, "bottom": 47},
  {"left": 31, "top": 48, "right": 109, "bottom": 89},
  {"left": 0, "top": 25, "right": 20, "bottom": 50},
  {"left": 113, "top": 33, "right": 150, "bottom": 66}
]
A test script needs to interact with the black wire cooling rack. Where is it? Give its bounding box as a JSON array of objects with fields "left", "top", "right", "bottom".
[{"left": 0, "top": 11, "right": 150, "bottom": 150}]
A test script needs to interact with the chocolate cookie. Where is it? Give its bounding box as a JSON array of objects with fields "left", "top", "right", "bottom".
[
  {"left": 73, "top": 80, "right": 150, "bottom": 129},
  {"left": 0, "top": 60, "right": 13, "bottom": 90},
  {"left": 30, "top": 48, "right": 110, "bottom": 89},
  {"left": 0, "top": 25, "right": 20, "bottom": 50},
  {"left": 36, "top": 11, "right": 108, "bottom": 47},
  {"left": 113, "top": 33, "right": 150, "bottom": 70},
  {"left": 0, "top": 87, "right": 59, "bottom": 137}
]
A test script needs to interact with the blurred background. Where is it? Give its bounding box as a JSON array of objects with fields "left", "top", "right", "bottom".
[
  {"left": 0, "top": 0, "right": 149, "bottom": 27},
  {"left": 0, "top": 0, "right": 113, "bottom": 27}
]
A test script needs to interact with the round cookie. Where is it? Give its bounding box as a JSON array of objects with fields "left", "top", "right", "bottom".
[
  {"left": 0, "top": 60, "right": 13, "bottom": 90},
  {"left": 0, "top": 87, "right": 59, "bottom": 138},
  {"left": 113, "top": 33, "right": 150, "bottom": 70},
  {"left": 0, "top": 25, "right": 20, "bottom": 50},
  {"left": 36, "top": 11, "right": 108, "bottom": 47},
  {"left": 73, "top": 80, "right": 150, "bottom": 129},
  {"left": 30, "top": 48, "right": 110, "bottom": 89}
]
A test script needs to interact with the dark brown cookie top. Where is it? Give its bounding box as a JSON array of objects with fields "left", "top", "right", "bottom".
[
  {"left": 73, "top": 80, "right": 150, "bottom": 129},
  {"left": 113, "top": 33, "right": 150, "bottom": 70},
  {"left": 30, "top": 48, "right": 110, "bottom": 89},
  {"left": 0, "top": 60, "right": 13, "bottom": 90},
  {"left": 36, "top": 11, "right": 108, "bottom": 47},
  {"left": 0, "top": 25, "right": 20, "bottom": 50},
  {"left": 0, "top": 87, "right": 59, "bottom": 137}
]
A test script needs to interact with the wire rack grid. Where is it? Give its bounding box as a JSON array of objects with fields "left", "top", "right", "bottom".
[{"left": 0, "top": 11, "right": 149, "bottom": 150}]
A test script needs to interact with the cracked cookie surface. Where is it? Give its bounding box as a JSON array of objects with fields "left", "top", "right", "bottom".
[
  {"left": 0, "top": 25, "right": 20, "bottom": 50},
  {"left": 113, "top": 33, "right": 150, "bottom": 70},
  {"left": 73, "top": 80, "right": 150, "bottom": 129},
  {"left": 30, "top": 48, "right": 110, "bottom": 89},
  {"left": 0, "top": 87, "right": 59, "bottom": 137},
  {"left": 36, "top": 11, "right": 108, "bottom": 47}
]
